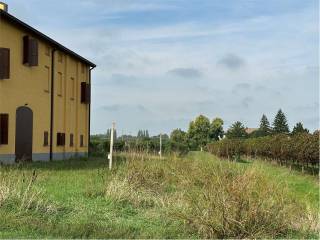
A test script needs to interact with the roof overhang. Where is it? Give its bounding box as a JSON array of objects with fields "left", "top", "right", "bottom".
[{"left": 0, "top": 9, "right": 96, "bottom": 68}]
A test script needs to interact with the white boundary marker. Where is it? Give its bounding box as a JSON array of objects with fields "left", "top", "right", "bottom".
[{"left": 108, "top": 122, "right": 115, "bottom": 170}]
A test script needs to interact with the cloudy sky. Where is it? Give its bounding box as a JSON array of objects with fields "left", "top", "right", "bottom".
[{"left": 6, "top": 0, "right": 319, "bottom": 135}]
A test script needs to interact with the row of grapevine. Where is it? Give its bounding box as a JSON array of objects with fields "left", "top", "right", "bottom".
[
  {"left": 90, "top": 138, "right": 189, "bottom": 157},
  {"left": 207, "top": 132, "right": 319, "bottom": 171}
]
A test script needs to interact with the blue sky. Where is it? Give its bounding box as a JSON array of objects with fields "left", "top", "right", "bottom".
[{"left": 6, "top": 0, "right": 319, "bottom": 135}]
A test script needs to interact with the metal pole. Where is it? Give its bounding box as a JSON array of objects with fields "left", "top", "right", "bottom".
[{"left": 108, "top": 122, "right": 115, "bottom": 170}]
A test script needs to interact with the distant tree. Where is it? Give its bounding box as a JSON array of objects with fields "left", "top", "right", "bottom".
[
  {"left": 169, "top": 129, "right": 188, "bottom": 154},
  {"left": 145, "top": 130, "right": 150, "bottom": 138},
  {"left": 273, "top": 109, "right": 289, "bottom": 134},
  {"left": 106, "top": 129, "right": 112, "bottom": 139},
  {"left": 170, "top": 129, "right": 187, "bottom": 143},
  {"left": 226, "top": 121, "right": 248, "bottom": 139},
  {"left": 187, "top": 115, "right": 211, "bottom": 149},
  {"left": 292, "top": 122, "right": 309, "bottom": 135},
  {"left": 137, "top": 130, "right": 143, "bottom": 138},
  {"left": 160, "top": 134, "right": 170, "bottom": 140},
  {"left": 105, "top": 129, "right": 117, "bottom": 141},
  {"left": 209, "top": 118, "right": 224, "bottom": 141},
  {"left": 114, "top": 130, "right": 117, "bottom": 141},
  {"left": 248, "top": 130, "right": 262, "bottom": 138},
  {"left": 259, "top": 114, "right": 271, "bottom": 136}
]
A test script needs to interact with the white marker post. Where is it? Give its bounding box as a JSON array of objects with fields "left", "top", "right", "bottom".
[{"left": 108, "top": 122, "right": 115, "bottom": 170}]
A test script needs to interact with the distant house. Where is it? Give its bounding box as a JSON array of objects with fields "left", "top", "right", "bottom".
[
  {"left": 0, "top": 3, "right": 96, "bottom": 163},
  {"left": 245, "top": 128, "right": 258, "bottom": 135}
]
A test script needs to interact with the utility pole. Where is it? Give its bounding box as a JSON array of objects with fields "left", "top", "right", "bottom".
[
  {"left": 159, "top": 133, "right": 162, "bottom": 159},
  {"left": 108, "top": 122, "right": 115, "bottom": 170}
]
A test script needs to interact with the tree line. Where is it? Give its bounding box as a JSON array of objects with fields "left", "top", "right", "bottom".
[{"left": 90, "top": 109, "right": 318, "bottom": 170}]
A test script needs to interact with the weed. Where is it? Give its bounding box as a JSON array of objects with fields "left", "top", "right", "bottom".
[{"left": 105, "top": 152, "right": 319, "bottom": 239}]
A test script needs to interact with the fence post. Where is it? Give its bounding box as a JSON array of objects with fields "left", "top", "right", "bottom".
[{"left": 108, "top": 122, "right": 115, "bottom": 170}]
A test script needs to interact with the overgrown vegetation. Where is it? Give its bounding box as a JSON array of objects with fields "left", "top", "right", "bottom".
[
  {"left": 207, "top": 132, "right": 319, "bottom": 173},
  {"left": 105, "top": 152, "right": 319, "bottom": 239},
  {"left": 0, "top": 170, "right": 58, "bottom": 214},
  {"left": 0, "top": 153, "right": 318, "bottom": 238}
]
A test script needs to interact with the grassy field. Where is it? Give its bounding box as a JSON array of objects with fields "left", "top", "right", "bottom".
[{"left": 0, "top": 152, "right": 318, "bottom": 239}]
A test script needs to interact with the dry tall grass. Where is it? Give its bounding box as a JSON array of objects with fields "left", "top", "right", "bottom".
[
  {"left": 105, "top": 153, "right": 319, "bottom": 239},
  {"left": 0, "top": 170, "right": 57, "bottom": 214}
]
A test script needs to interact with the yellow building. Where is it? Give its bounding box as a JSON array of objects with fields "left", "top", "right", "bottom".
[{"left": 0, "top": 3, "right": 96, "bottom": 163}]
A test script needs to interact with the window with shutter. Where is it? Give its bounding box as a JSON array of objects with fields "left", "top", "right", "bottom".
[
  {"left": 23, "top": 36, "right": 29, "bottom": 64},
  {"left": 23, "top": 36, "right": 38, "bottom": 66},
  {"left": 70, "top": 134, "right": 74, "bottom": 147},
  {"left": 57, "top": 132, "right": 66, "bottom": 146},
  {"left": 44, "top": 131, "right": 49, "bottom": 146},
  {"left": 61, "top": 133, "right": 66, "bottom": 146},
  {"left": 0, "top": 48, "right": 10, "bottom": 79},
  {"left": 57, "top": 133, "right": 61, "bottom": 146},
  {"left": 81, "top": 82, "right": 90, "bottom": 104},
  {"left": 81, "top": 82, "right": 86, "bottom": 103},
  {"left": 0, "top": 114, "right": 9, "bottom": 145},
  {"left": 29, "top": 39, "right": 38, "bottom": 66},
  {"left": 85, "top": 83, "right": 91, "bottom": 103},
  {"left": 80, "top": 135, "right": 84, "bottom": 147}
]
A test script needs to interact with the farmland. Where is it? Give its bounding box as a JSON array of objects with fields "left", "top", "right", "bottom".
[{"left": 0, "top": 152, "right": 318, "bottom": 239}]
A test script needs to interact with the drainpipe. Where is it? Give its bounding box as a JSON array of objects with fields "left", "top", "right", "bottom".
[
  {"left": 88, "top": 66, "right": 96, "bottom": 157},
  {"left": 49, "top": 49, "right": 56, "bottom": 161}
]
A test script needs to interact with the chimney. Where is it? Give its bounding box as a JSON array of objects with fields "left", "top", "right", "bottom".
[{"left": 0, "top": 2, "right": 8, "bottom": 12}]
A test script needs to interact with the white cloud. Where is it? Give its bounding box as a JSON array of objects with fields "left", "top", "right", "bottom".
[{"left": 6, "top": 0, "right": 318, "bottom": 134}]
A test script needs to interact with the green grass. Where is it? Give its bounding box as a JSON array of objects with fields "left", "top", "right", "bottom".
[
  {"left": 189, "top": 152, "right": 319, "bottom": 210},
  {"left": 0, "top": 157, "right": 190, "bottom": 239},
  {"left": 0, "top": 152, "right": 318, "bottom": 238}
]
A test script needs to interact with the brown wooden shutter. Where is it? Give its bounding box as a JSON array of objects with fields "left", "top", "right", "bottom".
[
  {"left": 29, "top": 39, "right": 38, "bottom": 66},
  {"left": 61, "top": 133, "right": 66, "bottom": 146},
  {"left": 70, "top": 134, "right": 74, "bottom": 147},
  {"left": 0, "top": 48, "right": 10, "bottom": 79},
  {"left": 23, "top": 36, "right": 38, "bottom": 66},
  {"left": 81, "top": 82, "right": 86, "bottom": 103},
  {"left": 80, "top": 135, "right": 84, "bottom": 147},
  {"left": 86, "top": 83, "right": 91, "bottom": 103},
  {"left": 44, "top": 131, "right": 49, "bottom": 146},
  {"left": 0, "top": 114, "right": 9, "bottom": 145},
  {"left": 81, "top": 82, "right": 90, "bottom": 104},
  {"left": 57, "top": 132, "right": 61, "bottom": 146},
  {"left": 23, "top": 36, "right": 29, "bottom": 64}
]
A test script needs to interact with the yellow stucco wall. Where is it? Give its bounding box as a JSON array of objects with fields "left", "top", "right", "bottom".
[{"left": 0, "top": 17, "right": 90, "bottom": 161}]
